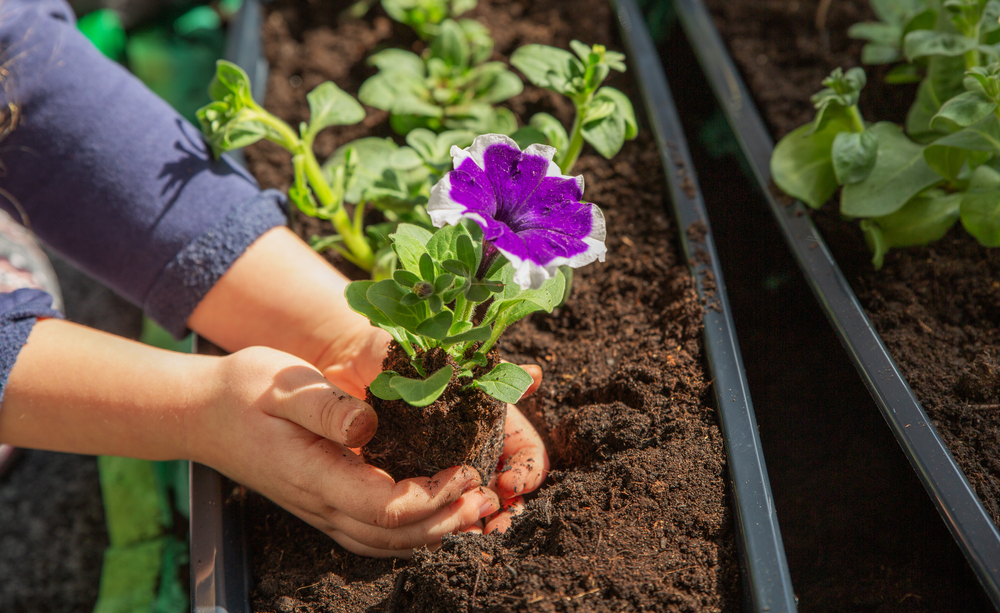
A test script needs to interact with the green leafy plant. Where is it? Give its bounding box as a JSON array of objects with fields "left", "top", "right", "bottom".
[
  {"left": 358, "top": 18, "right": 522, "bottom": 135},
  {"left": 381, "top": 0, "right": 477, "bottom": 39},
  {"left": 511, "top": 40, "right": 637, "bottom": 173},
  {"left": 197, "top": 61, "right": 378, "bottom": 270},
  {"left": 770, "top": 62, "right": 1000, "bottom": 268},
  {"left": 347, "top": 221, "right": 555, "bottom": 407}
]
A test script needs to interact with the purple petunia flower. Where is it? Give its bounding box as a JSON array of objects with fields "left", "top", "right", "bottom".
[{"left": 427, "top": 134, "right": 606, "bottom": 290}]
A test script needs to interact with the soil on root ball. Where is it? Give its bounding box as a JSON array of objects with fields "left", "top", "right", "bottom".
[
  {"left": 242, "top": 0, "right": 740, "bottom": 612},
  {"left": 362, "top": 345, "right": 506, "bottom": 484}
]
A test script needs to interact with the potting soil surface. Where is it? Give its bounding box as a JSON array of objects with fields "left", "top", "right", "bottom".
[{"left": 242, "top": 0, "right": 740, "bottom": 611}]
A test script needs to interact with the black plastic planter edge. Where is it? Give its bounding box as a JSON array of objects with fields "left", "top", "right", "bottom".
[
  {"left": 614, "top": 2, "right": 796, "bottom": 611},
  {"left": 190, "top": 1, "right": 795, "bottom": 610},
  {"left": 671, "top": 0, "right": 1000, "bottom": 609}
]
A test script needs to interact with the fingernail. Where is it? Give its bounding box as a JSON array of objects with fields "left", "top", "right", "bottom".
[
  {"left": 477, "top": 494, "right": 498, "bottom": 519},
  {"left": 342, "top": 406, "right": 377, "bottom": 447}
]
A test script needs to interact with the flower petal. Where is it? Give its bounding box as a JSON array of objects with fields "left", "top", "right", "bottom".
[{"left": 451, "top": 134, "right": 519, "bottom": 173}]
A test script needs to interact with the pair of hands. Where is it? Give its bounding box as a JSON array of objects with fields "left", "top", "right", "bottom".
[{"left": 195, "top": 336, "right": 549, "bottom": 558}]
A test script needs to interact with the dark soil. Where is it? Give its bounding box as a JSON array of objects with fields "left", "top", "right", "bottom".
[
  {"left": 242, "top": 0, "right": 740, "bottom": 611},
  {"left": 679, "top": 0, "right": 997, "bottom": 610},
  {"left": 362, "top": 345, "right": 506, "bottom": 484}
]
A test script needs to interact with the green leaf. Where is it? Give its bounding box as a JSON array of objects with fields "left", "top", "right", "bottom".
[
  {"left": 862, "top": 44, "right": 903, "bottom": 64},
  {"left": 416, "top": 309, "right": 454, "bottom": 339},
  {"left": 840, "top": 122, "right": 942, "bottom": 217},
  {"left": 305, "top": 82, "right": 365, "bottom": 140},
  {"left": 931, "top": 90, "right": 998, "bottom": 131},
  {"left": 419, "top": 253, "right": 436, "bottom": 281},
  {"left": 581, "top": 88, "right": 637, "bottom": 159},
  {"left": 832, "top": 130, "right": 879, "bottom": 184},
  {"left": 480, "top": 70, "right": 524, "bottom": 104},
  {"left": 871, "top": 0, "right": 924, "bottom": 24},
  {"left": 885, "top": 64, "right": 923, "bottom": 84},
  {"left": 459, "top": 18, "right": 493, "bottom": 64},
  {"left": 903, "top": 29, "right": 978, "bottom": 60},
  {"left": 510, "top": 126, "right": 548, "bottom": 150},
  {"left": 529, "top": 113, "right": 569, "bottom": 152},
  {"left": 485, "top": 267, "right": 566, "bottom": 326},
  {"left": 860, "top": 220, "right": 890, "bottom": 269},
  {"left": 770, "top": 117, "right": 851, "bottom": 209},
  {"left": 923, "top": 143, "right": 990, "bottom": 180},
  {"left": 390, "top": 224, "right": 433, "bottom": 272},
  {"left": 873, "top": 189, "right": 961, "bottom": 245},
  {"left": 393, "top": 270, "right": 421, "bottom": 287},
  {"left": 848, "top": 21, "right": 902, "bottom": 45},
  {"left": 208, "top": 60, "right": 253, "bottom": 101},
  {"left": 467, "top": 363, "right": 533, "bottom": 404},
  {"left": 430, "top": 19, "right": 469, "bottom": 68},
  {"left": 455, "top": 234, "right": 478, "bottom": 273},
  {"left": 369, "top": 371, "right": 403, "bottom": 401},
  {"left": 442, "top": 325, "right": 491, "bottom": 347},
  {"left": 390, "top": 365, "right": 454, "bottom": 407},
  {"left": 367, "top": 279, "right": 428, "bottom": 332},
  {"left": 346, "top": 281, "right": 393, "bottom": 328},
  {"left": 907, "top": 55, "right": 967, "bottom": 141},
  {"left": 324, "top": 137, "right": 400, "bottom": 203},
  {"left": 426, "top": 221, "right": 473, "bottom": 264},
  {"left": 930, "top": 113, "right": 1000, "bottom": 152},
  {"left": 368, "top": 48, "right": 426, "bottom": 76},
  {"left": 510, "top": 44, "right": 583, "bottom": 94},
  {"left": 961, "top": 164, "right": 1000, "bottom": 245}
]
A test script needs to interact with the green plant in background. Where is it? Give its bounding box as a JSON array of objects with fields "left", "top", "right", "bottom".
[
  {"left": 382, "top": 0, "right": 478, "bottom": 39},
  {"left": 358, "top": 18, "right": 522, "bottom": 135},
  {"left": 198, "top": 61, "right": 380, "bottom": 271},
  {"left": 511, "top": 41, "right": 637, "bottom": 173},
  {"left": 771, "top": 61, "right": 1000, "bottom": 268}
]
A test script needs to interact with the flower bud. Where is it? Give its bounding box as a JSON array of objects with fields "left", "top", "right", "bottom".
[{"left": 413, "top": 281, "right": 435, "bottom": 298}]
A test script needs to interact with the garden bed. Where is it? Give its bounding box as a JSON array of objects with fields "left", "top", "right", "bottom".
[
  {"left": 671, "top": 0, "right": 1000, "bottom": 608},
  {"left": 221, "top": 0, "right": 757, "bottom": 611}
]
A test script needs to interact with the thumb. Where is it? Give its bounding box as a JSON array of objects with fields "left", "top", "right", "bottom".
[{"left": 268, "top": 364, "right": 378, "bottom": 448}]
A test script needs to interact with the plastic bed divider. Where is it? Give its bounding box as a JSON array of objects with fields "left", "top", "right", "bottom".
[
  {"left": 190, "top": 0, "right": 797, "bottom": 610},
  {"left": 614, "top": 1, "right": 797, "bottom": 611},
  {"left": 671, "top": 0, "right": 1000, "bottom": 608}
]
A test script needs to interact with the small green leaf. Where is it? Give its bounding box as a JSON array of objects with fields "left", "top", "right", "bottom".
[
  {"left": 468, "top": 363, "right": 533, "bottom": 404},
  {"left": 510, "top": 126, "right": 548, "bottom": 150},
  {"left": 861, "top": 189, "right": 962, "bottom": 268},
  {"left": 860, "top": 220, "right": 890, "bottom": 269},
  {"left": 367, "top": 280, "right": 428, "bottom": 332},
  {"left": 510, "top": 44, "right": 583, "bottom": 94},
  {"left": 848, "top": 21, "right": 901, "bottom": 45},
  {"left": 442, "top": 259, "right": 472, "bottom": 277},
  {"left": 961, "top": 164, "right": 1000, "bottom": 246},
  {"left": 903, "top": 30, "right": 978, "bottom": 61},
  {"left": 923, "top": 144, "right": 990, "bottom": 180},
  {"left": 390, "top": 365, "right": 454, "bottom": 407},
  {"left": 346, "top": 281, "right": 393, "bottom": 328},
  {"left": 416, "top": 309, "right": 454, "bottom": 340},
  {"left": 480, "top": 70, "right": 524, "bottom": 104},
  {"left": 885, "top": 64, "right": 923, "bottom": 84},
  {"left": 931, "top": 90, "right": 998, "bottom": 131},
  {"left": 305, "top": 82, "right": 365, "bottom": 139},
  {"left": 430, "top": 19, "right": 469, "bottom": 68},
  {"left": 455, "top": 234, "right": 478, "bottom": 272},
  {"left": 369, "top": 371, "right": 402, "bottom": 400},
  {"left": 906, "top": 55, "right": 966, "bottom": 141},
  {"left": 433, "top": 274, "right": 455, "bottom": 294},
  {"left": 428, "top": 294, "right": 443, "bottom": 313},
  {"left": 770, "top": 117, "right": 851, "bottom": 209},
  {"left": 530, "top": 112, "right": 570, "bottom": 153},
  {"left": 929, "top": 113, "right": 1000, "bottom": 153},
  {"left": 367, "top": 48, "right": 426, "bottom": 76},
  {"left": 393, "top": 270, "right": 421, "bottom": 287},
  {"left": 832, "top": 130, "right": 879, "bottom": 185},
  {"left": 419, "top": 253, "right": 436, "bottom": 281},
  {"left": 840, "top": 122, "right": 942, "bottom": 217},
  {"left": 442, "top": 325, "right": 491, "bottom": 347}
]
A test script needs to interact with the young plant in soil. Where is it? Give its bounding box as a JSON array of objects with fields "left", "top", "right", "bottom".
[
  {"left": 511, "top": 41, "right": 638, "bottom": 173},
  {"left": 358, "top": 17, "right": 523, "bottom": 135},
  {"left": 381, "top": 0, "right": 478, "bottom": 40},
  {"left": 347, "top": 134, "right": 606, "bottom": 481},
  {"left": 771, "top": 0, "right": 1000, "bottom": 268}
]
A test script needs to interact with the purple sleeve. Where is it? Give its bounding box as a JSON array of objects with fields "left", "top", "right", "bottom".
[
  {"left": 0, "top": 289, "right": 62, "bottom": 402},
  {"left": 0, "top": 0, "right": 288, "bottom": 338}
]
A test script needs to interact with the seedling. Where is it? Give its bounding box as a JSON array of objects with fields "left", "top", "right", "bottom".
[
  {"left": 359, "top": 18, "right": 522, "bottom": 135},
  {"left": 511, "top": 41, "right": 637, "bottom": 173}
]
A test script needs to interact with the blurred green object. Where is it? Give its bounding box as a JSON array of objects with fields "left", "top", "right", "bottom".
[
  {"left": 126, "top": 18, "right": 226, "bottom": 124},
  {"left": 77, "top": 8, "right": 127, "bottom": 61}
]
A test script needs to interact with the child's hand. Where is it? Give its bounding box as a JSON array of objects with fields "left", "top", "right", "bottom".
[{"left": 192, "top": 346, "right": 499, "bottom": 557}]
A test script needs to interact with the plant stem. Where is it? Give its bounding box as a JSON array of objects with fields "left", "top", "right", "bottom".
[
  {"left": 254, "top": 109, "right": 375, "bottom": 271},
  {"left": 847, "top": 105, "right": 866, "bottom": 133},
  {"left": 559, "top": 99, "right": 589, "bottom": 175},
  {"left": 302, "top": 153, "right": 374, "bottom": 270}
]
